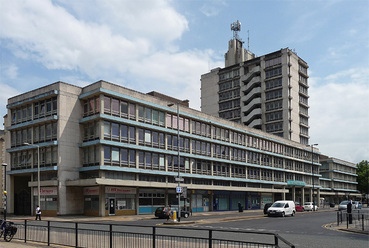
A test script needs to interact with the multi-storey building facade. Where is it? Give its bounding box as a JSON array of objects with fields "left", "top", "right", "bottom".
[
  {"left": 3, "top": 80, "right": 337, "bottom": 217},
  {"left": 201, "top": 35, "right": 310, "bottom": 145},
  {"left": 319, "top": 155, "right": 360, "bottom": 206}
]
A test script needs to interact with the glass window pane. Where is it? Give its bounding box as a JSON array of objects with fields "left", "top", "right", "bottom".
[
  {"left": 104, "top": 96, "right": 111, "bottom": 113},
  {"left": 112, "top": 123, "right": 119, "bottom": 140},
  {"left": 159, "top": 112, "right": 165, "bottom": 126},
  {"left": 138, "top": 106, "right": 144, "bottom": 121},
  {"left": 145, "top": 108, "right": 152, "bottom": 123},
  {"left": 145, "top": 130, "right": 151, "bottom": 144},
  {"left": 112, "top": 147, "right": 119, "bottom": 163},
  {"left": 120, "top": 125, "right": 128, "bottom": 142},
  {"left": 104, "top": 121, "right": 111, "bottom": 138},
  {"left": 129, "top": 103, "right": 136, "bottom": 119},
  {"left": 121, "top": 148, "right": 128, "bottom": 165},
  {"left": 152, "top": 110, "right": 159, "bottom": 124},
  {"left": 121, "top": 101, "right": 128, "bottom": 117},
  {"left": 104, "top": 146, "right": 111, "bottom": 163}
]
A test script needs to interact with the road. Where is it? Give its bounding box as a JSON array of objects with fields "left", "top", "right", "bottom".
[{"left": 2, "top": 209, "right": 368, "bottom": 247}]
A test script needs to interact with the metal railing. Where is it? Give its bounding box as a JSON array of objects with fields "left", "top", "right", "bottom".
[
  {"left": 337, "top": 209, "right": 369, "bottom": 232},
  {"left": 11, "top": 220, "right": 295, "bottom": 248}
]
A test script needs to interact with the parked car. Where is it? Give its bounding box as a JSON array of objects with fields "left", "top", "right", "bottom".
[
  {"left": 154, "top": 207, "right": 190, "bottom": 219},
  {"left": 303, "top": 202, "right": 318, "bottom": 211},
  {"left": 338, "top": 201, "right": 350, "bottom": 211},
  {"left": 294, "top": 202, "right": 304, "bottom": 212},
  {"left": 263, "top": 203, "right": 273, "bottom": 214},
  {"left": 267, "top": 200, "right": 295, "bottom": 217},
  {"left": 353, "top": 201, "right": 362, "bottom": 209}
]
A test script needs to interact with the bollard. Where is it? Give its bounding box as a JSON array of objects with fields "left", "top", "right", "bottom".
[{"left": 172, "top": 211, "right": 177, "bottom": 221}]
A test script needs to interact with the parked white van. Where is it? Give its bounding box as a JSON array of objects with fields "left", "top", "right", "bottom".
[{"left": 267, "top": 200, "right": 296, "bottom": 217}]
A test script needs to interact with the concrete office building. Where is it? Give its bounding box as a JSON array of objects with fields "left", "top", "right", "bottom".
[
  {"left": 319, "top": 155, "right": 360, "bottom": 206},
  {"left": 201, "top": 22, "right": 310, "bottom": 145},
  {"left": 3, "top": 80, "right": 348, "bottom": 217}
]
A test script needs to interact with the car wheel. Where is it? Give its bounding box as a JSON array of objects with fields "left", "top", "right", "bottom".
[
  {"left": 281, "top": 212, "right": 285, "bottom": 217},
  {"left": 184, "top": 213, "right": 189, "bottom": 218},
  {"left": 291, "top": 211, "right": 295, "bottom": 216}
]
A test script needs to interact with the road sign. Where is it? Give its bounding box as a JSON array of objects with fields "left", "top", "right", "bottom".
[
  {"left": 175, "top": 177, "right": 184, "bottom": 182},
  {"left": 176, "top": 186, "right": 182, "bottom": 193}
]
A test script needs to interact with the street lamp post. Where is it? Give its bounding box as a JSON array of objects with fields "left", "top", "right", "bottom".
[
  {"left": 24, "top": 143, "right": 41, "bottom": 208},
  {"left": 310, "top": 144, "right": 318, "bottom": 211},
  {"left": 2, "top": 163, "right": 7, "bottom": 221},
  {"left": 168, "top": 103, "right": 181, "bottom": 221}
]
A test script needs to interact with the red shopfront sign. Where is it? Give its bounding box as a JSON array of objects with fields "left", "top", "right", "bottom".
[
  {"left": 105, "top": 186, "right": 136, "bottom": 194},
  {"left": 33, "top": 187, "right": 57, "bottom": 196},
  {"left": 83, "top": 186, "right": 100, "bottom": 195}
]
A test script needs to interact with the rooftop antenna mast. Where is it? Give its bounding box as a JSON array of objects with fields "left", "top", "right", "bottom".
[
  {"left": 247, "top": 30, "right": 250, "bottom": 50},
  {"left": 231, "top": 20, "right": 241, "bottom": 40}
]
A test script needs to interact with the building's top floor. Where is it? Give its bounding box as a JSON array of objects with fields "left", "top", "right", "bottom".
[{"left": 320, "top": 155, "right": 356, "bottom": 169}]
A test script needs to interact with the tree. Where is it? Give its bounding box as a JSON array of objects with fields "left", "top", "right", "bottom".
[{"left": 357, "top": 160, "right": 369, "bottom": 195}]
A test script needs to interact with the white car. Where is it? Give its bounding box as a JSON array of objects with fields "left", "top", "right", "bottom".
[{"left": 303, "top": 202, "right": 318, "bottom": 211}]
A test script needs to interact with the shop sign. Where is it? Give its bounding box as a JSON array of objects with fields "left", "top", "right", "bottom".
[
  {"left": 287, "top": 180, "right": 306, "bottom": 186},
  {"left": 33, "top": 187, "right": 57, "bottom": 196},
  {"left": 105, "top": 187, "right": 136, "bottom": 194},
  {"left": 84, "top": 187, "right": 99, "bottom": 195}
]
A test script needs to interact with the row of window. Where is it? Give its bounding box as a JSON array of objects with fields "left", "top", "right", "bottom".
[
  {"left": 219, "top": 89, "right": 240, "bottom": 101},
  {"left": 101, "top": 145, "right": 316, "bottom": 182},
  {"left": 219, "top": 109, "right": 241, "bottom": 120},
  {"left": 265, "top": 67, "right": 282, "bottom": 79},
  {"left": 10, "top": 146, "right": 58, "bottom": 170},
  {"left": 219, "top": 70, "right": 240, "bottom": 81},
  {"left": 266, "top": 89, "right": 282, "bottom": 101},
  {"left": 265, "top": 57, "right": 282, "bottom": 68},
  {"left": 86, "top": 95, "right": 317, "bottom": 162},
  {"left": 266, "top": 100, "right": 282, "bottom": 111},
  {"left": 11, "top": 122, "right": 58, "bottom": 147},
  {"left": 11, "top": 97, "right": 57, "bottom": 125},
  {"left": 219, "top": 99, "right": 240, "bottom": 111},
  {"left": 219, "top": 79, "right": 240, "bottom": 92},
  {"left": 266, "top": 111, "right": 283, "bottom": 122},
  {"left": 265, "top": 78, "right": 282, "bottom": 90}
]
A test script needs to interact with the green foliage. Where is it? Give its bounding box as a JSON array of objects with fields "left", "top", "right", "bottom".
[{"left": 357, "top": 160, "right": 369, "bottom": 194}]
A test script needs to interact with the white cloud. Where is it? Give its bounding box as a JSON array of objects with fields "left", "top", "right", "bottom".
[
  {"left": 1, "top": 64, "right": 18, "bottom": 79},
  {"left": 309, "top": 67, "right": 369, "bottom": 163},
  {"left": 199, "top": 0, "right": 227, "bottom": 17},
  {"left": 0, "top": 83, "right": 21, "bottom": 120}
]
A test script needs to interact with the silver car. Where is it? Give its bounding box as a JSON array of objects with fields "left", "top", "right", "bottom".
[
  {"left": 303, "top": 202, "right": 318, "bottom": 211},
  {"left": 338, "top": 200, "right": 350, "bottom": 211}
]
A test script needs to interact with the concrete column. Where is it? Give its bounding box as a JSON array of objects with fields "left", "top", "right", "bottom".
[
  {"left": 317, "top": 189, "right": 321, "bottom": 208},
  {"left": 99, "top": 185, "right": 105, "bottom": 217},
  {"left": 301, "top": 187, "right": 305, "bottom": 205},
  {"left": 292, "top": 186, "right": 296, "bottom": 202},
  {"left": 282, "top": 186, "right": 286, "bottom": 200}
]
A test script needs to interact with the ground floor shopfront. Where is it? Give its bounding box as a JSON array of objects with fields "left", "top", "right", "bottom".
[{"left": 8, "top": 175, "right": 327, "bottom": 217}]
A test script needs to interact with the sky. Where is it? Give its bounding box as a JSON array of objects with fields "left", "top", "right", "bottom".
[{"left": 0, "top": 0, "right": 368, "bottom": 164}]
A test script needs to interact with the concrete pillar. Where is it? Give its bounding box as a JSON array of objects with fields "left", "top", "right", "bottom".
[
  {"left": 282, "top": 186, "right": 286, "bottom": 200},
  {"left": 317, "top": 189, "right": 321, "bottom": 208},
  {"left": 301, "top": 187, "right": 305, "bottom": 205},
  {"left": 292, "top": 186, "right": 296, "bottom": 202},
  {"left": 99, "top": 185, "right": 105, "bottom": 217}
]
